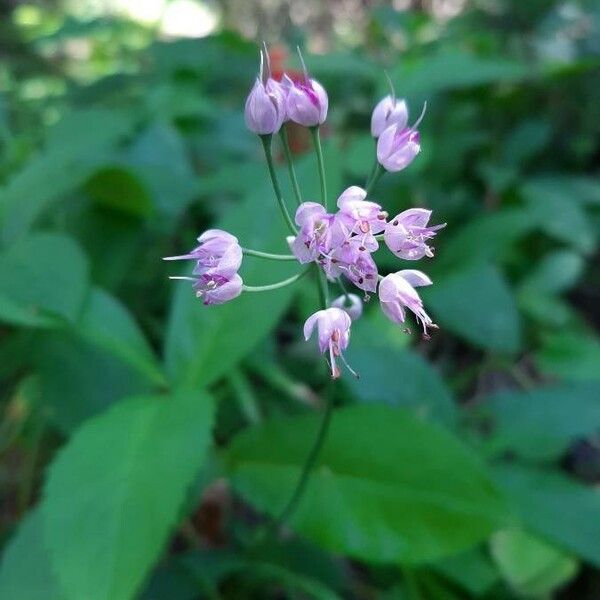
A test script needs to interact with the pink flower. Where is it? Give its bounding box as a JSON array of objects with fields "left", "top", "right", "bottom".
[
  {"left": 331, "top": 293, "right": 363, "bottom": 321},
  {"left": 193, "top": 273, "right": 243, "bottom": 305},
  {"left": 304, "top": 307, "right": 355, "bottom": 378},
  {"left": 244, "top": 77, "right": 286, "bottom": 135},
  {"left": 282, "top": 73, "right": 328, "bottom": 127},
  {"left": 371, "top": 95, "right": 408, "bottom": 138},
  {"left": 164, "top": 229, "right": 243, "bottom": 305},
  {"left": 333, "top": 186, "right": 387, "bottom": 249},
  {"left": 291, "top": 202, "right": 334, "bottom": 263},
  {"left": 324, "top": 239, "right": 378, "bottom": 293},
  {"left": 384, "top": 208, "right": 446, "bottom": 260},
  {"left": 378, "top": 270, "right": 437, "bottom": 337},
  {"left": 377, "top": 125, "right": 421, "bottom": 172},
  {"left": 164, "top": 229, "right": 242, "bottom": 277}
]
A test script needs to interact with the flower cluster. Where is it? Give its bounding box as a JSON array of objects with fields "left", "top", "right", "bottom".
[{"left": 165, "top": 47, "right": 445, "bottom": 379}]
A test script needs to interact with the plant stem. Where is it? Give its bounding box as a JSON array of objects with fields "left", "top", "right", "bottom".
[
  {"left": 366, "top": 163, "right": 385, "bottom": 195},
  {"left": 315, "top": 265, "right": 329, "bottom": 308},
  {"left": 230, "top": 369, "right": 261, "bottom": 424},
  {"left": 242, "top": 248, "right": 297, "bottom": 261},
  {"left": 309, "top": 126, "right": 328, "bottom": 210},
  {"left": 279, "top": 127, "right": 303, "bottom": 207},
  {"left": 260, "top": 134, "right": 297, "bottom": 235},
  {"left": 242, "top": 268, "right": 309, "bottom": 293},
  {"left": 272, "top": 386, "right": 334, "bottom": 529}
]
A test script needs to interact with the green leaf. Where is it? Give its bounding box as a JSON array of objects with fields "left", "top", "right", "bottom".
[
  {"left": 519, "top": 250, "right": 584, "bottom": 295},
  {"left": 484, "top": 383, "right": 600, "bottom": 461},
  {"left": 225, "top": 405, "right": 509, "bottom": 564},
  {"left": 0, "top": 110, "right": 134, "bottom": 244},
  {"left": 42, "top": 389, "right": 215, "bottom": 600},
  {"left": 346, "top": 319, "right": 456, "bottom": 427},
  {"left": 490, "top": 528, "right": 578, "bottom": 597},
  {"left": 493, "top": 464, "right": 600, "bottom": 566},
  {"left": 433, "top": 549, "right": 499, "bottom": 597},
  {"left": 535, "top": 331, "right": 600, "bottom": 381},
  {"left": 433, "top": 209, "right": 532, "bottom": 273},
  {"left": 0, "top": 233, "right": 89, "bottom": 327},
  {"left": 165, "top": 145, "right": 341, "bottom": 387},
  {"left": 78, "top": 287, "right": 166, "bottom": 386},
  {"left": 0, "top": 509, "right": 65, "bottom": 600},
  {"left": 390, "top": 49, "right": 530, "bottom": 97},
  {"left": 425, "top": 264, "right": 521, "bottom": 353},
  {"left": 85, "top": 166, "right": 153, "bottom": 217}
]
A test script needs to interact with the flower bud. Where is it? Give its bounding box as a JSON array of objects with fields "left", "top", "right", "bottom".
[
  {"left": 377, "top": 124, "right": 421, "bottom": 172},
  {"left": 371, "top": 95, "right": 408, "bottom": 138},
  {"left": 332, "top": 293, "right": 363, "bottom": 321},
  {"left": 282, "top": 74, "right": 328, "bottom": 127},
  {"left": 244, "top": 77, "right": 286, "bottom": 135}
]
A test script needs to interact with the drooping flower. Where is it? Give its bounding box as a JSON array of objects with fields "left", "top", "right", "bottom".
[
  {"left": 244, "top": 77, "right": 286, "bottom": 135},
  {"left": 164, "top": 229, "right": 242, "bottom": 277},
  {"left": 282, "top": 72, "right": 328, "bottom": 127},
  {"left": 332, "top": 293, "right": 363, "bottom": 321},
  {"left": 333, "top": 186, "right": 387, "bottom": 248},
  {"left": 384, "top": 208, "right": 446, "bottom": 260},
  {"left": 371, "top": 95, "right": 408, "bottom": 138},
  {"left": 304, "top": 307, "right": 355, "bottom": 378},
  {"left": 377, "top": 125, "right": 421, "bottom": 172},
  {"left": 164, "top": 229, "right": 243, "bottom": 305},
  {"left": 323, "top": 238, "right": 378, "bottom": 293},
  {"left": 291, "top": 202, "right": 333, "bottom": 263},
  {"left": 378, "top": 270, "right": 437, "bottom": 337},
  {"left": 193, "top": 273, "right": 243, "bottom": 305}
]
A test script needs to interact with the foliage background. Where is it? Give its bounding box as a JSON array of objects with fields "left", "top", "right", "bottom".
[{"left": 1, "top": 0, "right": 599, "bottom": 598}]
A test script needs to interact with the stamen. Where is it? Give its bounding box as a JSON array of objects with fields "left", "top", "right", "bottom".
[
  {"left": 339, "top": 352, "right": 360, "bottom": 379},
  {"left": 296, "top": 46, "right": 309, "bottom": 81},
  {"left": 169, "top": 276, "right": 197, "bottom": 282},
  {"left": 262, "top": 41, "right": 271, "bottom": 79}
]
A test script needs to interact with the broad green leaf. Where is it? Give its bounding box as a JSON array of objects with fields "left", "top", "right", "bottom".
[
  {"left": 425, "top": 264, "right": 521, "bottom": 353},
  {"left": 78, "top": 287, "right": 166, "bottom": 386},
  {"left": 433, "top": 549, "right": 499, "bottom": 597},
  {"left": 0, "top": 509, "right": 65, "bottom": 600},
  {"left": 0, "top": 233, "right": 89, "bottom": 327},
  {"left": 390, "top": 49, "right": 530, "bottom": 97},
  {"left": 520, "top": 250, "right": 584, "bottom": 295},
  {"left": 483, "top": 383, "right": 600, "bottom": 461},
  {"left": 42, "top": 389, "right": 215, "bottom": 600},
  {"left": 433, "top": 209, "right": 532, "bottom": 273},
  {"left": 493, "top": 464, "right": 600, "bottom": 566},
  {"left": 535, "top": 331, "right": 600, "bottom": 381},
  {"left": 346, "top": 319, "right": 456, "bottom": 427},
  {"left": 521, "top": 179, "right": 596, "bottom": 254},
  {"left": 490, "top": 528, "right": 578, "bottom": 597},
  {"left": 0, "top": 110, "right": 134, "bottom": 244},
  {"left": 165, "top": 144, "right": 341, "bottom": 387},
  {"left": 225, "top": 405, "right": 509, "bottom": 565},
  {"left": 85, "top": 166, "right": 153, "bottom": 217}
]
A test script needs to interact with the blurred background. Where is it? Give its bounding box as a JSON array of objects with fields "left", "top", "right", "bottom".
[{"left": 1, "top": 1, "right": 599, "bottom": 599}]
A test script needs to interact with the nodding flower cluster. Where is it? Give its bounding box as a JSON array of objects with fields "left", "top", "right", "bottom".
[{"left": 165, "top": 46, "right": 445, "bottom": 379}]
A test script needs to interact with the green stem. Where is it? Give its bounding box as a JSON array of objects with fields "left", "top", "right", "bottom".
[
  {"left": 315, "top": 265, "right": 329, "bottom": 308},
  {"left": 260, "top": 134, "right": 297, "bottom": 235},
  {"left": 230, "top": 369, "right": 261, "bottom": 424},
  {"left": 366, "top": 163, "right": 385, "bottom": 195},
  {"left": 365, "top": 138, "right": 379, "bottom": 188},
  {"left": 243, "top": 248, "right": 297, "bottom": 261},
  {"left": 309, "top": 127, "right": 328, "bottom": 210},
  {"left": 279, "top": 127, "right": 303, "bottom": 207},
  {"left": 272, "top": 387, "right": 334, "bottom": 529},
  {"left": 242, "top": 268, "right": 309, "bottom": 293}
]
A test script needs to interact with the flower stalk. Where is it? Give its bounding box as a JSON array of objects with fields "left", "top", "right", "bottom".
[
  {"left": 310, "top": 126, "right": 328, "bottom": 211},
  {"left": 242, "top": 268, "right": 310, "bottom": 293},
  {"left": 279, "top": 127, "right": 303, "bottom": 207},
  {"left": 260, "top": 134, "right": 298, "bottom": 235},
  {"left": 242, "top": 248, "right": 297, "bottom": 261}
]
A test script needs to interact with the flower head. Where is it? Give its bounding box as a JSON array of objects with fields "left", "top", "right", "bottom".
[
  {"left": 332, "top": 293, "right": 363, "bottom": 321},
  {"left": 371, "top": 95, "right": 408, "bottom": 138},
  {"left": 304, "top": 307, "right": 355, "bottom": 378},
  {"left": 384, "top": 208, "right": 446, "bottom": 260},
  {"left": 324, "top": 239, "right": 378, "bottom": 293},
  {"left": 282, "top": 51, "right": 328, "bottom": 127},
  {"left": 193, "top": 273, "right": 243, "bottom": 305},
  {"left": 378, "top": 270, "right": 437, "bottom": 338}
]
